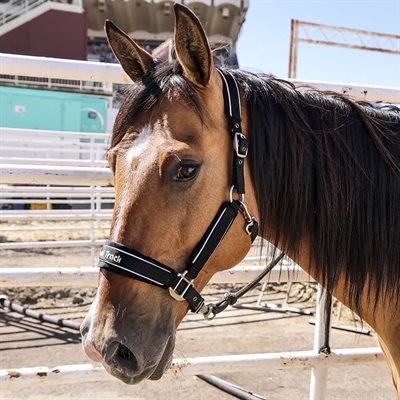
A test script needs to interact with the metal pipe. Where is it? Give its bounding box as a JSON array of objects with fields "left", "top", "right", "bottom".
[
  {"left": 0, "top": 296, "right": 80, "bottom": 331},
  {"left": 0, "top": 239, "right": 106, "bottom": 250},
  {"left": 197, "top": 374, "right": 267, "bottom": 400},
  {"left": 296, "top": 20, "right": 400, "bottom": 40},
  {"left": 1, "top": 53, "right": 398, "bottom": 103},
  {"left": 0, "top": 164, "right": 113, "bottom": 186},
  {"left": 309, "top": 286, "right": 332, "bottom": 400},
  {"left": 299, "top": 38, "right": 400, "bottom": 55},
  {"left": 0, "top": 265, "right": 312, "bottom": 288},
  {"left": 1, "top": 158, "right": 108, "bottom": 167},
  {"left": 0, "top": 53, "right": 131, "bottom": 84},
  {"left": 0, "top": 186, "right": 114, "bottom": 193},
  {"left": 1, "top": 127, "right": 110, "bottom": 140},
  {"left": 0, "top": 213, "right": 112, "bottom": 222},
  {"left": 288, "top": 19, "right": 299, "bottom": 79},
  {"left": 0, "top": 348, "right": 385, "bottom": 385}
]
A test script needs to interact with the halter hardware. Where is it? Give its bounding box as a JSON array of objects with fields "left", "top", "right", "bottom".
[
  {"left": 97, "top": 69, "right": 278, "bottom": 319},
  {"left": 233, "top": 132, "right": 248, "bottom": 159},
  {"left": 168, "top": 272, "right": 194, "bottom": 302}
]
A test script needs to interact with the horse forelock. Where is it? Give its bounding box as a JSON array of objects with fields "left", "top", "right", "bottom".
[{"left": 232, "top": 69, "right": 400, "bottom": 315}]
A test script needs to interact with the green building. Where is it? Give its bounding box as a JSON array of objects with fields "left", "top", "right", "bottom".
[{"left": 0, "top": 86, "right": 109, "bottom": 133}]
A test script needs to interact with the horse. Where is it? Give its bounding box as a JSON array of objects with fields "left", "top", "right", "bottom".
[{"left": 80, "top": 4, "right": 400, "bottom": 396}]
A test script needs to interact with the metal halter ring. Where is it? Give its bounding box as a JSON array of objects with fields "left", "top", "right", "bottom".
[
  {"left": 202, "top": 303, "right": 217, "bottom": 320},
  {"left": 238, "top": 200, "right": 257, "bottom": 237},
  {"left": 229, "top": 185, "right": 244, "bottom": 203},
  {"left": 238, "top": 200, "right": 253, "bottom": 223}
]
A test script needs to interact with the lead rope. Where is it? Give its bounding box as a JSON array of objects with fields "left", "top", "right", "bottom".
[{"left": 200, "top": 252, "right": 285, "bottom": 319}]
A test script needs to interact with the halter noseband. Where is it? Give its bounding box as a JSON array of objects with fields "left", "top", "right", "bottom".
[{"left": 98, "top": 69, "right": 259, "bottom": 317}]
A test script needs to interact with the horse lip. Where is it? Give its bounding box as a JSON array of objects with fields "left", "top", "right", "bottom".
[
  {"left": 148, "top": 337, "right": 175, "bottom": 380},
  {"left": 149, "top": 355, "right": 173, "bottom": 380},
  {"left": 107, "top": 363, "right": 159, "bottom": 384}
]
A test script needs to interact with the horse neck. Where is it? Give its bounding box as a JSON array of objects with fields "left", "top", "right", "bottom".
[{"left": 243, "top": 76, "right": 400, "bottom": 325}]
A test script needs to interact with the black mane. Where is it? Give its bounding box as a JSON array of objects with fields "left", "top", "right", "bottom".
[
  {"left": 113, "top": 61, "right": 400, "bottom": 313},
  {"left": 232, "top": 69, "right": 400, "bottom": 312}
]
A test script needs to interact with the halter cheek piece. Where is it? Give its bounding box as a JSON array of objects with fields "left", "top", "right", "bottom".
[{"left": 98, "top": 70, "right": 276, "bottom": 319}]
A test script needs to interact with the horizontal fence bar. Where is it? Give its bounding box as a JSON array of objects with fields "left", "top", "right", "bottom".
[
  {"left": 0, "top": 186, "right": 114, "bottom": 193},
  {"left": 292, "top": 79, "right": 400, "bottom": 104},
  {"left": 0, "top": 199, "right": 113, "bottom": 205},
  {"left": 0, "top": 239, "right": 106, "bottom": 250},
  {"left": 0, "top": 226, "right": 109, "bottom": 233},
  {"left": 1, "top": 53, "right": 398, "bottom": 103},
  {"left": 0, "top": 214, "right": 112, "bottom": 222},
  {"left": 0, "top": 158, "right": 108, "bottom": 167},
  {"left": 1, "top": 140, "right": 106, "bottom": 150},
  {"left": 0, "top": 128, "right": 110, "bottom": 140},
  {"left": 0, "top": 348, "right": 384, "bottom": 385},
  {"left": 1, "top": 144, "right": 105, "bottom": 153},
  {"left": 0, "top": 264, "right": 311, "bottom": 287},
  {"left": 0, "top": 164, "right": 112, "bottom": 186},
  {"left": 0, "top": 53, "right": 132, "bottom": 85},
  {"left": 1, "top": 194, "right": 113, "bottom": 200}
]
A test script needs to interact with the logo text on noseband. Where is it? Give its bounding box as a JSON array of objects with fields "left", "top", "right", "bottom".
[{"left": 104, "top": 251, "right": 121, "bottom": 264}]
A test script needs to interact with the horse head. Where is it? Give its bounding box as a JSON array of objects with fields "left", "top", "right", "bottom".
[{"left": 81, "top": 4, "right": 258, "bottom": 384}]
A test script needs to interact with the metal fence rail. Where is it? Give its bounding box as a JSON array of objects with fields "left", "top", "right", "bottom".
[
  {"left": 0, "top": 164, "right": 112, "bottom": 186},
  {"left": 0, "top": 263, "right": 311, "bottom": 288},
  {"left": 0, "top": 347, "right": 385, "bottom": 385},
  {"left": 1, "top": 128, "right": 110, "bottom": 167},
  {"left": 1, "top": 53, "right": 400, "bottom": 103}
]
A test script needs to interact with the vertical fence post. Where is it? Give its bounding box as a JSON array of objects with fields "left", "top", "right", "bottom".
[
  {"left": 90, "top": 186, "right": 96, "bottom": 265},
  {"left": 309, "top": 285, "right": 332, "bottom": 400},
  {"left": 288, "top": 19, "right": 299, "bottom": 79}
]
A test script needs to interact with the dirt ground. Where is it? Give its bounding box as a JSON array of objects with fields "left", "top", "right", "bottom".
[{"left": 0, "top": 221, "right": 397, "bottom": 400}]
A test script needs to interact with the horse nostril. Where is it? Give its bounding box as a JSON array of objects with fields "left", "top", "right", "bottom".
[
  {"left": 116, "top": 343, "right": 134, "bottom": 362},
  {"left": 107, "top": 342, "right": 139, "bottom": 376}
]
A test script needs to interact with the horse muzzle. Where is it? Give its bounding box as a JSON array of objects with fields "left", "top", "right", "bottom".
[{"left": 80, "top": 309, "right": 176, "bottom": 384}]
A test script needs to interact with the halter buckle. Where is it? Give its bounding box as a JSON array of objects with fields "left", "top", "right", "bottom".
[
  {"left": 168, "top": 272, "right": 193, "bottom": 302},
  {"left": 233, "top": 132, "right": 248, "bottom": 159}
]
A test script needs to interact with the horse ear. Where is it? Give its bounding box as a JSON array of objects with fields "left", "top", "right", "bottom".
[
  {"left": 173, "top": 4, "right": 213, "bottom": 87},
  {"left": 105, "top": 20, "right": 154, "bottom": 82}
]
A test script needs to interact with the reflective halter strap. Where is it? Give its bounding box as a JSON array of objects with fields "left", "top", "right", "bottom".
[
  {"left": 217, "top": 69, "right": 258, "bottom": 238},
  {"left": 98, "top": 69, "right": 259, "bottom": 315}
]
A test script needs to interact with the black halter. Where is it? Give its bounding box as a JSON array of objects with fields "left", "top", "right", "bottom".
[{"left": 98, "top": 69, "right": 259, "bottom": 316}]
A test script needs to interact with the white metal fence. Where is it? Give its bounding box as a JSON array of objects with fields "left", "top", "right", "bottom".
[
  {"left": 1, "top": 128, "right": 110, "bottom": 166},
  {"left": 0, "top": 53, "right": 394, "bottom": 399}
]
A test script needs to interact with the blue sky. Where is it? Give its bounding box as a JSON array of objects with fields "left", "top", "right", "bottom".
[{"left": 236, "top": 0, "right": 400, "bottom": 88}]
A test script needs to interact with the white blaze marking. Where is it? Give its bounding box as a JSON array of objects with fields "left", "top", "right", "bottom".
[{"left": 112, "top": 125, "right": 156, "bottom": 241}]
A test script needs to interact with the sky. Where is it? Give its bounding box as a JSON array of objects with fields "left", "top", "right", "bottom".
[{"left": 236, "top": 0, "right": 400, "bottom": 88}]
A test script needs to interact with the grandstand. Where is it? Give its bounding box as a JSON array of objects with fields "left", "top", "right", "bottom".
[
  {"left": 0, "top": 0, "right": 248, "bottom": 67},
  {"left": 0, "top": 0, "right": 248, "bottom": 131}
]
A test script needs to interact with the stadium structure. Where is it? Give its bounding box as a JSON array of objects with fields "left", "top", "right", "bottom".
[{"left": 0, "top": 0, "right": 248, "bottom": 133}]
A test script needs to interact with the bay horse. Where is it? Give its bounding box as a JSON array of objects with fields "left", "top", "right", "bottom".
[{"left": 81, "top": 4, "right": 400, "bottom": 396}]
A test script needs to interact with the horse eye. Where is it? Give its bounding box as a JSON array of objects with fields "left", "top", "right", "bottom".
[{"left": 175, "top": 165, "right": 198, "bottom": 181}]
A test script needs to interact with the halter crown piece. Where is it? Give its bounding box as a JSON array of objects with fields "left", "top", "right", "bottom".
[{"left": 98, "top": 69, "right": 260, "bottom": 318}]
